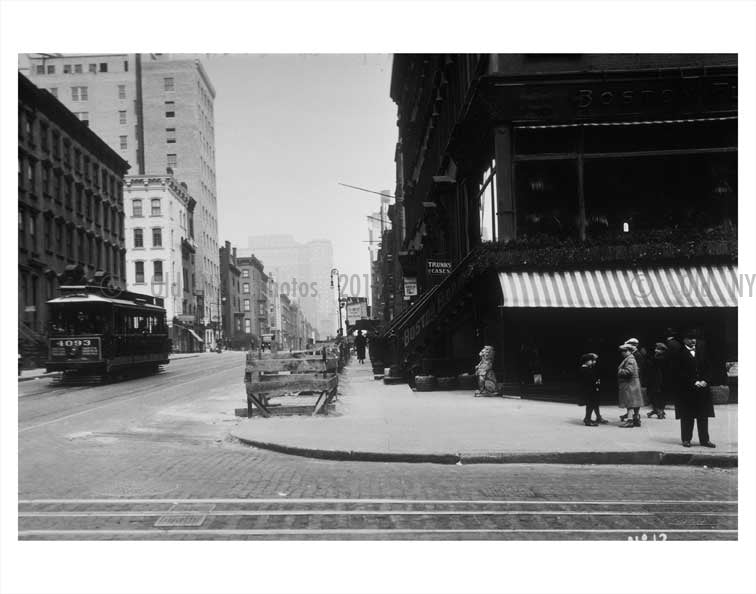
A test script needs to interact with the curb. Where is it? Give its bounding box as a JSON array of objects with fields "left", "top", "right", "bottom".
[
  {"left": 18, "top": 373, "right": 57, "bottom": 383},
  {"left": 18, "top": 354, "right": 199, "bottom": 382},
  {"left": 232, "top": 436, "right": 737, "bottom": 468}
]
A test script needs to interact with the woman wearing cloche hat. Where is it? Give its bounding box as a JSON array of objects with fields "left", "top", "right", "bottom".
[{"left": 617, "top": 343, "right": 644, "bottom": 427}]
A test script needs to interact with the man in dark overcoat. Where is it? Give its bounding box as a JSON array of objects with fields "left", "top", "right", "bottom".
[{"left": 669, "top": 329, "right": 716, "bottom": 448}]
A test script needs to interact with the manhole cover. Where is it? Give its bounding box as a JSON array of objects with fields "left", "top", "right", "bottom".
[
  {"left": 154, "top": 514, "right": 207, "bottom": 527},
  {"left": 154, "top": 503, "right": 214, "bottom": 528}
]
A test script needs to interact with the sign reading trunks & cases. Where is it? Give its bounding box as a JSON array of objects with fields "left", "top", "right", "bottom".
[
  {"left": 427, "top": 259, "right": 452, "bottom": 276},
  {"left": 402, "top": 275, "right": 464, "bottom": 348}
]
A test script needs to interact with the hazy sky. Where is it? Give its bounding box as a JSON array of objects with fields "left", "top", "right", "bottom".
[{"left": 199, "top": 54, "right": 397, "bottom": 295}]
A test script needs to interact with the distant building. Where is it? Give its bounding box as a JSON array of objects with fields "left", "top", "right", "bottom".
[
  {"left": 219, "top": 241, "right": 242, "bottom": 344},
  {"left": 25, "top": 53, "right": 221, "bottom": 337},
  {"left": 247, "top": 234, "right": 337, "bottom": 338},
  {"left": 237, "top": 253, "right": 269, "bottom": 346},
  {"left": 123, "top": 174, "right": 202, "bottom": 351},
  {"left": 18, "top": 72, "right": 129, "bottom": 360}
]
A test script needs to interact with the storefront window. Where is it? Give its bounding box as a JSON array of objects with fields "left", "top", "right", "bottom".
[{"left": 515, "top": 160, "right": 580, "bottom": 240}]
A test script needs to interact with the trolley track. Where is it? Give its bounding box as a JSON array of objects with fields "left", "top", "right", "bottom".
[{"left": 18, "top": 497, "right": 738, "bottom": 540}]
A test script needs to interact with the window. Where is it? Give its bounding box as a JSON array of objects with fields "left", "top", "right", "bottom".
[
  {"left": 55, "top": 220, "right": 62, "bottom": 251},
  {"left": 166, "top": 128, "right": 176, "bottom": 143},
  {"left": 151, "top": 198, "right": 161, "bottom": 216},
  {"left": 74, "top": 64, "right": 82, "bottom": 74},
  {"left": 132, "top": 199, "right": 142, "bottom": 217},
  {"left": 36, "top": 65, "right": 44, "bottom": 75},
  {"left": 87, "top": 195, "right": 92, "bottom": 218},
  {"left": 75, "top": 186, "right": 83, "bottom": 213},
  {"left": 164, "top": 77, "right": 174, "bottom": 91},
  {"left": 243, "top": 299, "right": 251, "bottom": 312},
  {"left": 119, "top": 135, "right": 127, "bottom": 149},
  {"left": 118, "top": 110, "right": 126, "bottom": 124},
  {"left": 118, "top": 84, "right": 126, "bottom": 99},
  {"left": 99, "top": 62, "right": 108, "bottom": 72},
  {"left": 124, "top": 60, "right": 129, "bottom": 72},
  {"left": 44, "top": 217, "right": 52, "bottom": 251},
  {"left": 71, "top": 86, "right": 88, "bottom": 101},
  {"left": 47, "top": 65, "right": 55, "bottom": 74},
  {"left": 63, "top": 64, "right": 71, "bottom": 74},
  {"left": 152, "top": 227, "right": 162, "bottom": 247},
  {"left": 244, "top": 319, "right": 251, "bottom": 334},
  {"left": 153, "top": 261, "right": 163, "bottom": 283},
  {"left": 76, "top": 112, "right": 89, "bottom": 126},
  {"left": 242, "top": 282, "right": 250, "bottom": 293},
  {"left": 165, "top": 101, "right": 175, "bottom": 117},
  {"left": 48, "top": 87, "right": 57, "bottom": 98},
  {"left": 78, "top": 230, "right": 85, "bottom": 262},
  {"left": 65, "top": 226, "right": 73, "bottom": 257},
  {"left": 89, "top": 64, "right": 97, "bottom": 73},
  {"left": 133, "top": 228, "right": 143, "bottom": 248},
  {"left": 42, "top": 165, "right": 50, "bottom": 195},
  {"left": 166, "top": 154, "right": 176, "bottom": 169},
  {"left": 135, "top": 261, "right": 145, "bottom": 283}
]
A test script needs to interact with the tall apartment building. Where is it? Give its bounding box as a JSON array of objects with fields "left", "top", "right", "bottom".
[
  {"left": 18, "top": 73, "right": 129, "bottom": 356},
  {"left": 25, "top": 53, "right": 220, "bottom": 343}
]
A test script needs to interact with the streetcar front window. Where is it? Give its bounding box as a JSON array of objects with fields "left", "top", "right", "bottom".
[{"left": 48, "top": 304, "right": 110, "bottom": 336}]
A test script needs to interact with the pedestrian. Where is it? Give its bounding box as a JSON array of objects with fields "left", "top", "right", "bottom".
[
  {"left": 578, "top": 353, "right": 606, "bottom": 426},
  {"left": 646, "top": 342, "right": 668, "bottom": 419},
  {"left": 617, "top": 343, "right": 644, "bottom": 427},
  {"left": 670, "top": 329, "right": 716, "bottom": 448},
  {"left": 354, "top": 330, "right": 367, "bottom": 364}
]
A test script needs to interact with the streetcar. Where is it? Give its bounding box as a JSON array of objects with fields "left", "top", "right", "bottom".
[{"left": 45, "top": 281, "right": 171, "bottom": 378}]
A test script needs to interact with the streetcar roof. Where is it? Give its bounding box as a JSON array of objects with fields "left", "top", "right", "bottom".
[{"left": 47, "top": 293, "right": 165, "bottom": 311}]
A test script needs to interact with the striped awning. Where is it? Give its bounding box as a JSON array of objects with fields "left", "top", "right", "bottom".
[{"left": 498, "top": 265, "right": 738, "bottom": 308}]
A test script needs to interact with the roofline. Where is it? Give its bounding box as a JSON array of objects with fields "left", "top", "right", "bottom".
[{"left": 19, "top": 72, "right": 130, "bottom": 174}]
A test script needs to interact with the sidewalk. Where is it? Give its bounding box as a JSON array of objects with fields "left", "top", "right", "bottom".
[
  {"left": 17, "top": 351, "right": 204, "bottom": 382},
  {"left": 231, "top": 362, "right": 738, "bottom": 467}
]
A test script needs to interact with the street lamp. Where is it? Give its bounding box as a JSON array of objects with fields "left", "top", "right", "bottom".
[{"left": 330, "top": 268, "right": 345, "bottom": 336}]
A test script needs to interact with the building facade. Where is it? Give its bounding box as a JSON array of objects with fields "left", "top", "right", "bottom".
[
  {"left": 123, "top": 174, "right": 202, "bottom": 351},
  {"left": 381, "top": 54, "right": 738, "bottom": 398},
  {"left": 25, "top": 53, "right": 221, "bottom": 345},
  {"left": 237, "top": 254, "right": 269, "bottom": 347},
  {"left": 219, "top": 241, "right": 242, "bottom": 344},
  {"left": 18, "top": 72, "right": 129, "bottom": 360}
]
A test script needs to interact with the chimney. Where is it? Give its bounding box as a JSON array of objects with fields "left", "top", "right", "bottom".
[{"left": 232, "top": 247, "right": 237, "bottom": 260}]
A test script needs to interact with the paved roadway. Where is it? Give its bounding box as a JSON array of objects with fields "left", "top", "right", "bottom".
[{"left": 18, "top": 352, "right": 737, "bottom": 540}]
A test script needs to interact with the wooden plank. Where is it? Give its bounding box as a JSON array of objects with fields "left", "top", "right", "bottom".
[{"left": 246, "top": 392, "right": 271, "bottom": 418}]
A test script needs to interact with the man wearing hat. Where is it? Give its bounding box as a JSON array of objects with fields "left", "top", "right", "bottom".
[
  {"left": 579, "top": 353, "right": 606, "bottom": 426},
  {"left": 669, "top": 329, "right": 716, "bottom": 448},
  {"left": 646, "top": 342, "right": 669, "bottom": 419}
]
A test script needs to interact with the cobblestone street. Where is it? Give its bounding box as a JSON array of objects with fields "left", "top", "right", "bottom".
[{"left": 18, "top": 352, "right": 737, "bottom": 540}]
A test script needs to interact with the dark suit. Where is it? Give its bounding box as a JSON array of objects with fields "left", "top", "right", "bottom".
[{"left": 670, "top": 343, "right": 715, "bottom": 444}]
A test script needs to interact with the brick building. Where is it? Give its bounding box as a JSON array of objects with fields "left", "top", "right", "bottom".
[
  {"left": 219, "top": 241, "right": 242, "bottom": 344},
  {"left": 18, "top": 72, "right": 129, "bottom": 361}
]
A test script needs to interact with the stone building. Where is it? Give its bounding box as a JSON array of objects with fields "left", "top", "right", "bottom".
[{"left": 123, "top": 174, "right": 201, "bottom": 351}]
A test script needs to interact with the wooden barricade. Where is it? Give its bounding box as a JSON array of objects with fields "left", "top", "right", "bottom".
[{"left": 241, "top": 348, "right": 339, "bottom": 417}]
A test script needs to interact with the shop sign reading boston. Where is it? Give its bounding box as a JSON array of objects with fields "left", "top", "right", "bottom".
[
  {"left": 427, "top": 259, "right": 452, "bottom": 276},
  {"left": 496, "top": 73, "right": 737, "bottom": 121},
  {"left": 402, "top": 274, "right": 465, "bottom": 348}
]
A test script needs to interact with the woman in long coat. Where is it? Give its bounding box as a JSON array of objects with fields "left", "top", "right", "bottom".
[{"left": 617, "top": 343, "right": 644, "bottom": 427}]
